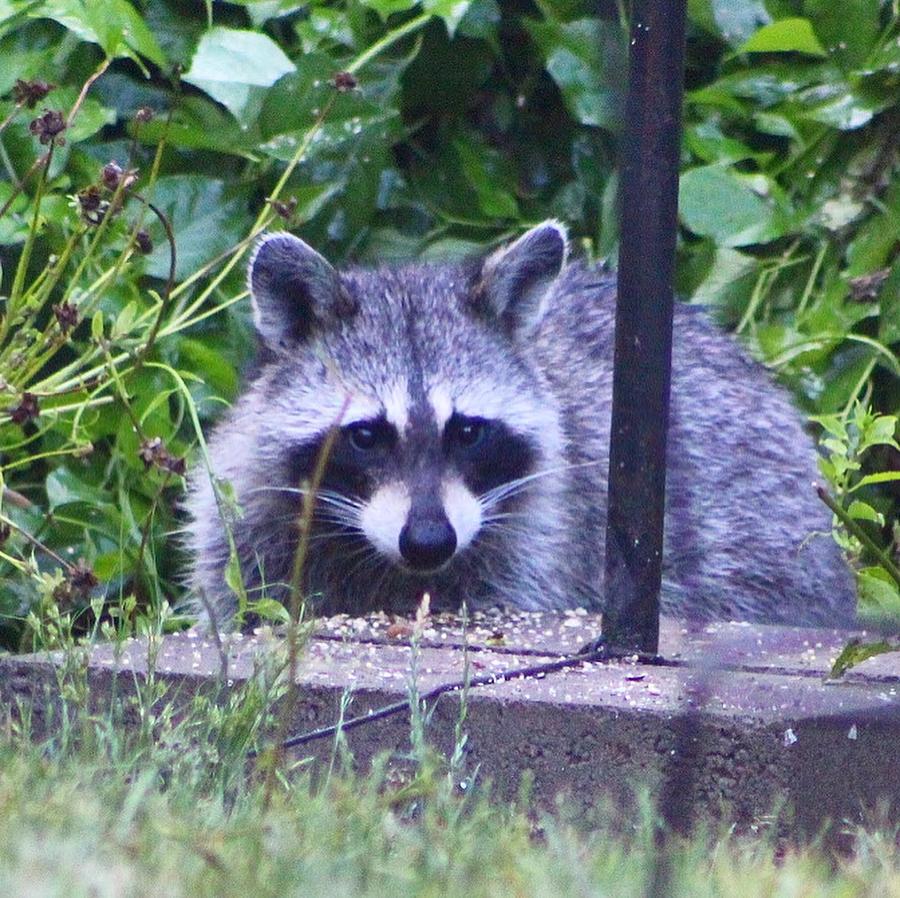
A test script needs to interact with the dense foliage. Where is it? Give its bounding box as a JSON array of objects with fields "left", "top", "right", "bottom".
[{"left": 0, "top": 0, "right": 898, "bottom": 649}]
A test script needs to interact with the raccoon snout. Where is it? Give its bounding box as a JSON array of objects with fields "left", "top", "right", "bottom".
[{"left": 399, "top": 513, "right": 457, "bottom": 572}]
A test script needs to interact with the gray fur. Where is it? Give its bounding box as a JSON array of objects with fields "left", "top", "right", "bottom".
[{"left": 185, "top": 222, "right": 856, "bottom": 629}]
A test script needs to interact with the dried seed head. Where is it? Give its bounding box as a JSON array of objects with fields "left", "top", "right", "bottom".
[
  {"left": 53, "top": 302, "right": 79, "bottom": 335},
  {"left": 134, "top": 105, "right": 155, "bottom": 123},
  {"left": 69, "top": 559, "right": 99, "bottom": 596},
  {"left": 138, "top": 437, "right": 186, "bottom": 476},
  {"left": 164, "top": 455, "right": 187, "bottom": 477},
  {"left": 848, "top": 269, "right": 889, "bottom": 303},
  {"left": 9, "top": 392, "right": 39, "bottom": 426},
  {"left": 78, "top": 185, "right": 102, "bottom": 212},
  {"left": 29, "top": 108, "right": 66, "bottom": 145},
  {"left": 139, "top": 436, "right": 164, "bottom": 468},
  {"left": 101, "top": 161, "right": 138, "bottom": 192},
  {"left": 77, "top": 185, "right": 108, "bottom": 225},
  {"left": 332, "top": 71, "right": 358, "bottom": 92},
  {"left": 267, "top": 196, "right": 298, "bottom": 220},
  {"left": 12, "top": 79, "right": 55, "bottom": 109},
  {"left": 134, "top": 229, "right": 153, "bottom": 254},
  {"left": 101, "top": 161, "right": 124, "bottom": 190}
]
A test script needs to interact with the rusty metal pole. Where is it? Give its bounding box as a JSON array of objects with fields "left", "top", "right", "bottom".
[{"left": 602, "top": 0, "right": 688, "bottom": 654}]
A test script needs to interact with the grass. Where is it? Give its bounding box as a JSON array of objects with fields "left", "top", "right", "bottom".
[
  {"left": 1, "top": 735, "right": 899, "bottom": 898},
  {"left": 1, "top": 632, "right": 899, "bottom": 898}
]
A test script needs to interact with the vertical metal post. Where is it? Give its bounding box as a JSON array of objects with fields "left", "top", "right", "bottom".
[{"left": 602, "top": 0, "right": 688, "bottom": 654}]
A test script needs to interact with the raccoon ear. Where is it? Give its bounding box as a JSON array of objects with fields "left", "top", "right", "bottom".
[
  {"left": 248, "top": 232, "right": 350, "bottom": 349},
  {"left": 476, "top": 220, "right": 568, "bottom": 337}
]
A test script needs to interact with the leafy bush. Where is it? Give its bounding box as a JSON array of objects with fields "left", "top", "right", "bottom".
[{"left": 0, "top": 0, "right": 898, "bottom": 649}]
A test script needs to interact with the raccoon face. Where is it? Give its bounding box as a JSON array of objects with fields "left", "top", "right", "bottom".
[
  {"left": 334, "top": 410, "right": 539, "bottom": 573},
  {"left": 248, "top": 222, "right": 567, "bottom": 576}
]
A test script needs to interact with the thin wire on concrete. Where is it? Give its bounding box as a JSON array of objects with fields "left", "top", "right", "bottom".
[{"left": 255, "top": 642, "right": 663, "bottom": 756}]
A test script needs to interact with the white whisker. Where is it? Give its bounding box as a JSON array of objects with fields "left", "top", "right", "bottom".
[{"left": 478, "top": 459, "right": 601, "bottom": 511}]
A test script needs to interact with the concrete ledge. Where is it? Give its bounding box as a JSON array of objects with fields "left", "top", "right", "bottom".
[{"left": 1, "top": 612, "right": 898, "bottom": 830}]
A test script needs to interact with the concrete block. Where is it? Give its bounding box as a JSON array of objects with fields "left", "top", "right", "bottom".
[{"left": 1, "top": 612, "right": 897, "bottom": 831}]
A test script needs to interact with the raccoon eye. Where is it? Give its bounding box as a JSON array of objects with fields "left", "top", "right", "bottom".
[
  {"left": 447, "top": 415, "right": 487, "bottom": 450},
  {"left": 346, "top": 420, "right": 394, "bottom": 452}
]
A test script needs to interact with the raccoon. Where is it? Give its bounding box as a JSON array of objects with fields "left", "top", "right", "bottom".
[{"left": 185, "top": 221, "right": 856, "bottom": 630}]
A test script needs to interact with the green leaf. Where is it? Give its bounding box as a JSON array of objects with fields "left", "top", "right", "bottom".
[
  {"left": 679, "top": 165, "right": 793, "bottom": 246},
  {"left": 862, "top": 32, "right": 900, "bottom": 76},
  {"left": 738, "top": 18, "right": 827, "bottom": 57},
  {"left": 224, "top": 547, "right": 248, "bottom": 611},
  {"left": 688, "top": 246, "right": 761, "bottom": 323},
  {"left": 258, "top": 53, "right": 354, "bottom": 139},
  {"left": 83, "top": 0, "right": 166, "bottom": 67},
  {"left": 257, "top": 52, "right": 404, "bottom": 238},
  {"left": 829, "top": 633, "right": 900, "bottom": 678},
  {"left": 453, "top": 138, "right": 518, "bottom": 219},
  {"left": 526, "top": 17, "right": 626, "bottom": 131},
  {"left": 127, "top": 95, "right": 260, "bottom": 158},
  {"left": 66, "top": 96, "right": 116, "bottom": 143},
  {"left": 690, "top": 63, "right": 823, "bottom": 107},
  {"left": 92, "top": 551, "right": 128, "bottom": 581},
  {"left": 0, "top": 183, "right": 30, "bottom": 245},
  {"left": 684, "top": 120, "right": 767, "bottom": 165},
  {"left": 245, "top": 1, "right": 307, "bottom": 27},
  {"left": 295, "top": 7, "right": 356, "bottom": 52},
  {"left": 31, "top": 0, "right": 166, "bottom": 67},
  {"left": 847, "top": 181, "right": 900, "bottom": 276},
  {"left": 177, "top": 339, "right": 239, "bottom": 401},
  {"left": 0, "top": 46, "right": 58, "bottom": 96},
  {"left": 793, "top": 82, "right": 888, "bottom": 131},
  {"left": 183, "top": 27, "right": 295, "bottom": 126},
  {"left": 141, "top": 176, "right": 253, "bottom": 280},
  {"left": 853, "top": 471, "right": 900, "bottom": 490},
  {"left": 457, "top": 0, "right": 500, "bottom": 41},
  {"left": 110, "top": 300, "right": 140, "bottom": 340},
  {"left": 814, "top": 347, "right": 880, "bottom": 412},
  {"left": 46, "top": 467, "right": 104, "bottom": 510},
  {"left": 846, "top": 500, "right": 883, "bottom": 524},
  {"left": 424, "top": 0, "right": 473, "bottom": 37},
  {"left": 359, "top": 0, "right": 417, "bottom": 19},
  {"left": 816, "top": 456, "right": 837, "bottom": 484},
  {"left": 879, "top": 262, "right": 900, "bottom": 345},
  {"left": 803, "top": 0, "right": 881, "bottom": 70},
  {"left": 857, "top": 567, "right": 900, "bottom": 622},
  {"left": 860, "top": 414, "right": 900, "bottom": 452},
  {"left": 248, "top": 598, "right": 291, "bottom": 624},
  {"left": 261, "top": 112, "right": 398, "bottom": 161},
  {"left": 811, "top": 413, "right": 847, "bottom": 441},
  {"left": 688, "top": 0, "right": 770, "bottom": 46}
]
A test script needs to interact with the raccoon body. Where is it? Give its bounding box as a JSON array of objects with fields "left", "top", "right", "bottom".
[{"left": 186, "top": 222, "right": 856, "bottom": 629}]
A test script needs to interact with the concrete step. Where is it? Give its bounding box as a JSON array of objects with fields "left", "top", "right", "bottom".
[{"left": 1, "top": 612, "right": 897, "bottom": 832}]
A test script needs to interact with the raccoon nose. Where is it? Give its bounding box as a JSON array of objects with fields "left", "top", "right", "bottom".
[{"left": 399, "top": 514, "right": 457, "bottom": 571}]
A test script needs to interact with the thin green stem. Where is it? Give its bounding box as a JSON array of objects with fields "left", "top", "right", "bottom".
[
  {"left": 262, "top": 394, "right": 349, "bottom": 808},
  {"left": 840, "top": 358, "right": 877, "bottom": 422},
  {"left": 8, "top": 142, "right": 53, "bottom": 312},
  {"left": 346, "top": 12, "right": 430, "bottom": 75},
  {"left": 131, "top": 195, "right": 176, "bottom": 369},
  {"left": 0, "top": 511, "right": 75, "bottom": 574},
  {"left": 817, "top": 486, "right": 900, "bottom": 589},
  {"left": 163, "top": 97, "right": 335, "bottom": 333},
  {"left": 0, "top": 105, "right": 21, "bottom": 137},
  {"left": 795, "top": 241, "right": 827, "bottom": 318},
  {"left": 57, "top": 180, "right": 131, "bottom": 310}
]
